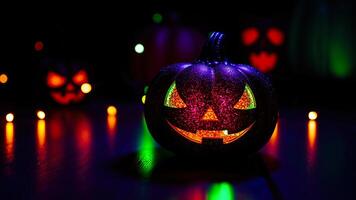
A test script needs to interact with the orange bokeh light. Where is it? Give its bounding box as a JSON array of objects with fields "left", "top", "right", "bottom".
[
  {"left": 107, "top": 106, "right": 117, "bottom": 116},
  {"left": 0, "top": 73, "right": 8, "bottom": 84}
]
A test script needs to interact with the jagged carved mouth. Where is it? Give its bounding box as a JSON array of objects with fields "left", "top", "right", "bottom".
[{"left": 166, "top": 120, "right": 255, "bottom": 144}]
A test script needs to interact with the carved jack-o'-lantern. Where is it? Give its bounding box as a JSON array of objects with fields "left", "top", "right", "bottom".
[
  {"left": 241, "top": 24, "right": 285, "bottom": 73},
  {"left": 144, "top": 32, "right": 277, "bottom": 155},
  {"left": 45, "top": 61, "right": 91, "bottom": 105}
]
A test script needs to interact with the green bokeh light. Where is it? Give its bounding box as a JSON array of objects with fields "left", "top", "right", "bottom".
[
  {"left": 152, "top": 13, "right": 163, "bottom": 24},
  {"left": 144, "top": 85, "right": 149, "bottom": 94}
]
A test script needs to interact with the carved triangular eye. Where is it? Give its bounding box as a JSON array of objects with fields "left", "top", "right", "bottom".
[
  {"left": 164, "top": 81, "right": 187, "bottom": 108},
  {"left": 234, "top": 84, "right": 256, "bottom": 110}
]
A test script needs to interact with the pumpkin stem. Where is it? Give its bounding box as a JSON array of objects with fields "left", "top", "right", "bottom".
[{"left": 199, "top": 32, "right": 227, "bottom": 62}]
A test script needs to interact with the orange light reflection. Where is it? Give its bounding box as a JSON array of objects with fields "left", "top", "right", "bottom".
[
  {"left": 307, "top": 120, "right": 317, "bottom": 170},
  {"left": 5, "top": 122, "right": 14, "bottom": 163},
  {"left": 75, "top": 114, "right": 92, "bottom": 174},
  {"left": 107, "top": 114, "right": 117, "bottom": 152},
  {"left": 37, "top": 120, "right": 46, "bottom": 148},
  {"left": 36, "top": 119, "right": 47, "bottom": 191},
  {"left": 265, "top": 120, "right": 279, "bottom": 157}
]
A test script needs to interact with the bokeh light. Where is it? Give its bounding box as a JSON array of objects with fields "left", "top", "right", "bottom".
[
  {"left": 107, "top": 106, "right": 117, "bottom": 116},
  {"left": 134, "top": 43, "right": 144, "bottom": 54},
  {"left": 81, "top": 83, "right": 92, "bottom": 94},
  {"left": 141, "top": 95, "right": 146, "bottom": 104},
  {"left": 308, "top": 111, "right": 318, "bottom": 120},
  {"left": 37, "top": 110, "right": 46, "bottom": 120},
  {"left": 0, "top": 73, "right": 8, "bottom": 84},
  {"left": 6, "top": 113, "right": 14, "bottom": 122},
  {"left": 152, "top": 13, "right": 163, "bottom": 24},
  {"left": 34, "top": 41, "right": 44, "bottom": 52}
]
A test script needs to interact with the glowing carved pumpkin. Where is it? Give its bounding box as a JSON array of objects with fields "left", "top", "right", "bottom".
[
  {"left": 144, "top": 32, "right": 278, "bottom": 155},
  {"left": 45, "top": 61, "right": 92, "bottom": 105},
  {"left": 241, "top": 25, "right": 285, "bottom": 73}
]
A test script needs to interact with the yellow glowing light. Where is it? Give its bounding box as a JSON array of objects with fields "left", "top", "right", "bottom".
[
  {"left": 81, "top": 83, "right": 92, "bottom": 94},
  {"left": 107, "top": 106, "right": 117, "bottom": 116},
  {"left": 0, "top": 73, "right": 8, "bottom": 84},
  {"left": 134, "top": 43, "right": 144, "bottom": 54},
  {"left": 6, "top": 113, "right": 14, "bottom": 122},
  {"left": 142, "top": 95, "right": 146, "bottom": 104},
  {"left": 37, "top": 110, "right": 46, "bottom": 119},
  {"left": 308, "top": 111, "right": 318, "bottom": 120}
]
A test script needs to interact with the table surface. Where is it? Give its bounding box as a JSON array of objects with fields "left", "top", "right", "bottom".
[{"left": 0, "top": 103, "right": 355, "bottom": 199}]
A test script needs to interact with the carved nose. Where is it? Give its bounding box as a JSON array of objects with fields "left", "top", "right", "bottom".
[
  {"left": 66, "top": 83, "right": 75, "bottom": 91},
  {"left": 202, "top": 107, "right": 219, "bottom": 121}
]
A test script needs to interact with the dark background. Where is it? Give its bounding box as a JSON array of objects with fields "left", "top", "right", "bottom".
[{"left": 0, "top": 0, "right": 355, "bottom": 109}]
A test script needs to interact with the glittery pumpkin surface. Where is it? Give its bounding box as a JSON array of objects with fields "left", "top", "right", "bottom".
[{"left": 144, "top": 62, "right": 277, "bottom": 155}]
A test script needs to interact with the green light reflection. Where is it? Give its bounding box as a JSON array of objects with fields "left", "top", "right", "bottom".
[
  {"left": 207, "top": 182, "right": 235, "bottom": 200},
  {"left": 138, "top": 115, "right": 156, "bottom": 178}
]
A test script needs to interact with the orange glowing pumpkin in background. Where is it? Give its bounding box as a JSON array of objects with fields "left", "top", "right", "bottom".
[{"left": 43, "top": 59, "right": 93, "bottom": 105}]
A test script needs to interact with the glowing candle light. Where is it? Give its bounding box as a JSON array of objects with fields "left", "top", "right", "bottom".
[
  {"left": 135, "top": 43, "right": 144, "bottom": 54},
  {"left": 107, "top": 106, "right": 117, "bottom": 116},
  {"left": 81, "top": 83, "right": 92, "bottom": 94},
  {"left": 308, "top": 111, "right": 318, "bottom": 120},
  {"left": 6, "top": 113, "right": 14, "bottom": 122},
  {"left": 107, "top": 106, "right": 118, "bottom": 148},
  {"left": 0, "top": 73, "right": 8, "bottom": 84},
  {"left": 37, "top": 110, "right": 46, "bottom": 120}
]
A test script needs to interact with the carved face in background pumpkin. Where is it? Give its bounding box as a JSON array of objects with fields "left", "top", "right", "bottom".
[
  {"left": 46, "top": 62, "right": 91, "bottom": 105},
  {"left": 241, "top": 25, "right": 285, "bottom": 73}
]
